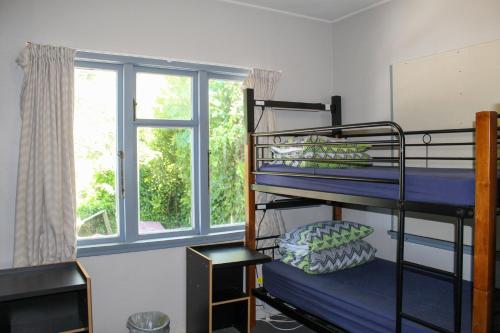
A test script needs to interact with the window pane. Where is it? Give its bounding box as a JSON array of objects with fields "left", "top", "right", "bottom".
[
  {"left": 74, "top": 68, "right": 119, "bottom": 239},
  {"left": 137, "top": 127, "right": 193, "bottom": 233},
  {"left": 136, "top": 72, "right": 193, "bottom": 120},
  {"left": 209, "top": 79, "right": 245, "bottom": 226}
]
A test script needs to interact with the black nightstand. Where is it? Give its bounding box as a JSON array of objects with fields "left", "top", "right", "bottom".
[
  {"left": 0, "top": 261, "right": 93, "bottom": 333},
  {"left": 187, "top": 241, "right": 271, "bottom": 333}
]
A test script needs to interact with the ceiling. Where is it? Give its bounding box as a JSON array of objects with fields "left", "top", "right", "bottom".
[{"left": 217, "top": 0, "right": 390, "bottom": 23}]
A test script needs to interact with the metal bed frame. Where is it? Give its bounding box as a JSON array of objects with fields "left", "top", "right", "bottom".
[{"left": 242, "top": 88, "right": 498, "bottom": 333}]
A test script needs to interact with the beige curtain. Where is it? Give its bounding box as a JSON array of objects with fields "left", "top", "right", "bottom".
[
  {"left": 243, "top": 68, "right": 286, "bottom": 242},
  {"left": 14, "top": 43, "right": 77, "bottom": 267}
]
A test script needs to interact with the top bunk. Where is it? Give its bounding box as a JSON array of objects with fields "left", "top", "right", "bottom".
[{"left": 244, "top": 89, "right": 499, "bottom": 217}]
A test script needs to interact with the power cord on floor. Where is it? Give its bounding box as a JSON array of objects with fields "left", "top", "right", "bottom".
[{"left": 257, "top": 318, "right": 304, "bottom": 331}]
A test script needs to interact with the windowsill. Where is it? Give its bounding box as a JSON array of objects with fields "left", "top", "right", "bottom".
[{"left": 77, "top": 229, "right": 244, "bottom": 257}]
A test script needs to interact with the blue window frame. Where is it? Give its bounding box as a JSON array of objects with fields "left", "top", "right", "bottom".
[{"left": 75, "top": 52, "right": 248, "bottom": 257}]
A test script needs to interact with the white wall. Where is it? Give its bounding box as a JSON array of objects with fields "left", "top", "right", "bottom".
[
  {"left": 0, "top": 0, "right": 333, "bottom": 332},
  {"left": 6, "top": 0, "right": 499, "bottom": 331},
  {"left": 332, "top": 0, "right": 500, "bottom": 279}
]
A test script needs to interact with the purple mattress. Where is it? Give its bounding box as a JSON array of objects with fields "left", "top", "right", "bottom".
[
  {"left": 256, "top": 165, "right": 482, "bottom": 206},
  {"left": 263, "top": 259, "right": 471, "bottom": 333}
]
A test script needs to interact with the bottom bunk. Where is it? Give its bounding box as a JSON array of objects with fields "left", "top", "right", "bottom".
[{"left": 258, "top": 259, "right": 472, "bottom": 333}]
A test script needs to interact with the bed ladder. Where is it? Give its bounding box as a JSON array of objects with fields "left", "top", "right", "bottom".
[{"left": 396, "top": 207, "right": 465, "bottom": 333}]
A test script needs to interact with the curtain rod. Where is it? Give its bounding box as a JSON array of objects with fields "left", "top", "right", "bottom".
[{"left": 23, "top": 41, "right": 259, "bottom": 73}]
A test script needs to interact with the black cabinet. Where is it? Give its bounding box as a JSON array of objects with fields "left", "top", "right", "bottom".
[
  {"left": 186, "top": 242, "right": 271, "bottom": 333},
  {"left": 0, "top": 261, "right": 93, "bottom": 333}
]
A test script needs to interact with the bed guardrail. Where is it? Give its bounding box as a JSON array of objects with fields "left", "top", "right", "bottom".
[
  {"left": 255, "top": 235, "right": 280, "bottom": 260},
  {"left": 251, "top": 121, "right": 406, "bottom": 192},
  {"left": 252, "top": 127, "right": 499, "bottom": 171}
]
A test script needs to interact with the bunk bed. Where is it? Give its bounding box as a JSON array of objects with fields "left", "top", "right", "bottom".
[{"left": 242, "top": 88, "right": 498, "bottom": 333}]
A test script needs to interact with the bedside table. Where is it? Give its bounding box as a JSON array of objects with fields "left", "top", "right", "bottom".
[{"left": 186, "top": 241, "right": 271, "bottom": 333}]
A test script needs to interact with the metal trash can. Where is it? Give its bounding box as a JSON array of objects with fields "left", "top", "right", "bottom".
[{"left": 127, "top": 311, "right": 170, "bottom": 333}]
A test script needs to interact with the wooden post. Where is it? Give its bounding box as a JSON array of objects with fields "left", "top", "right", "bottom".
[
  {"left": 473, "top": 111, "right": 497, "bottom": 333},
  {"left": 333, "top": 206, "right": 342, "bottom": 220},
  {"left": 244, "top": 133, "right": 257, "bottom": 328}
]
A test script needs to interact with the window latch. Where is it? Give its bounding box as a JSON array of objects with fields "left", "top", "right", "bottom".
[
  {"left": 118, "top": 150, "right": 125, "bottom": 198},
  {"left": 132, "top": 98, "right": 137, "bottom": 121}
]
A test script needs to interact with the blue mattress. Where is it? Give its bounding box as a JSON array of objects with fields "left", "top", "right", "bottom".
[
  {"left": 263, "top": 259, "right": 471, "bottom": 333},
  {"left": 256, "top": 165, "right": 479, "bottom": 206}
]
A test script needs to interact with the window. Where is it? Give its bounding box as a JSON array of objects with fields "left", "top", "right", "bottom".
[
  {"left": 134, "top": 70, "right": 196, "bottom": 235},
  {"left": 208, "top": 79, "right": 245, "bottom": 227},
  {"left": 137, "top": 127, "right": 194, "bottom": 233},
  {"left": 74, "top": 53, "right": 247, "bottom": 254},
  {"left": 74, "top": 66, "right": 120, "bottom": 240}
]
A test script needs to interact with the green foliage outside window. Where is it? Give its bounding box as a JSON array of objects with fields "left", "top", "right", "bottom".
[
  {"left": 137, "top": 126, "right": 193, "bottom": 229},
  {"left": 76, "top": 75, "right": 244, "bottom": 235},
  {"left": 208, "top": 80, "right": 245, "bottom": 225}
]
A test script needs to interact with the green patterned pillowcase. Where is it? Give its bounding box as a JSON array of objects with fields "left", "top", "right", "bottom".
[
  {"left": 279, "top": 240, "right": 377, "bottom": 274},
  {"left": 272, "top": 151, "right": 372, "bottom": 169},
  {"left": 279, "top": 220, "right": 373, "bottom": 253},
  {"left": 271, "top": 135, "right": 371, "bottom": 154},
  {"left": 270, "top": 135, "right": 372, "bottom": 169}
]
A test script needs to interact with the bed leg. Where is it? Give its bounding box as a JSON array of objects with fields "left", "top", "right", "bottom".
[
  {"left": 245, "top": 133, "right": 257, "bottom": 330},
  {"left": 454, "top": 210, "right": 464, "bottom": 333},
  {"left": 395, "top": 206, "right": 406, "bottom": 333},
  {"left": 473, "top": 111, "right": 497, "bottom": 333}
]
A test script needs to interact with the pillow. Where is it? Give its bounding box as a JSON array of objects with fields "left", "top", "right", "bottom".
[
  {"left": 279, "top": 240, "right": 377, "bottom": 274},
  {"left": 271, "top": 151, "right": 372, "bottom": 169},
  {"left": 279, "top": 220, "right": 373, "bottom": 253},
  {"left": 270, "top": 135, "right": 372, "bottom": 169},
  {"left": 271, "top": 135, "right": 371, "bottom": 154}
]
